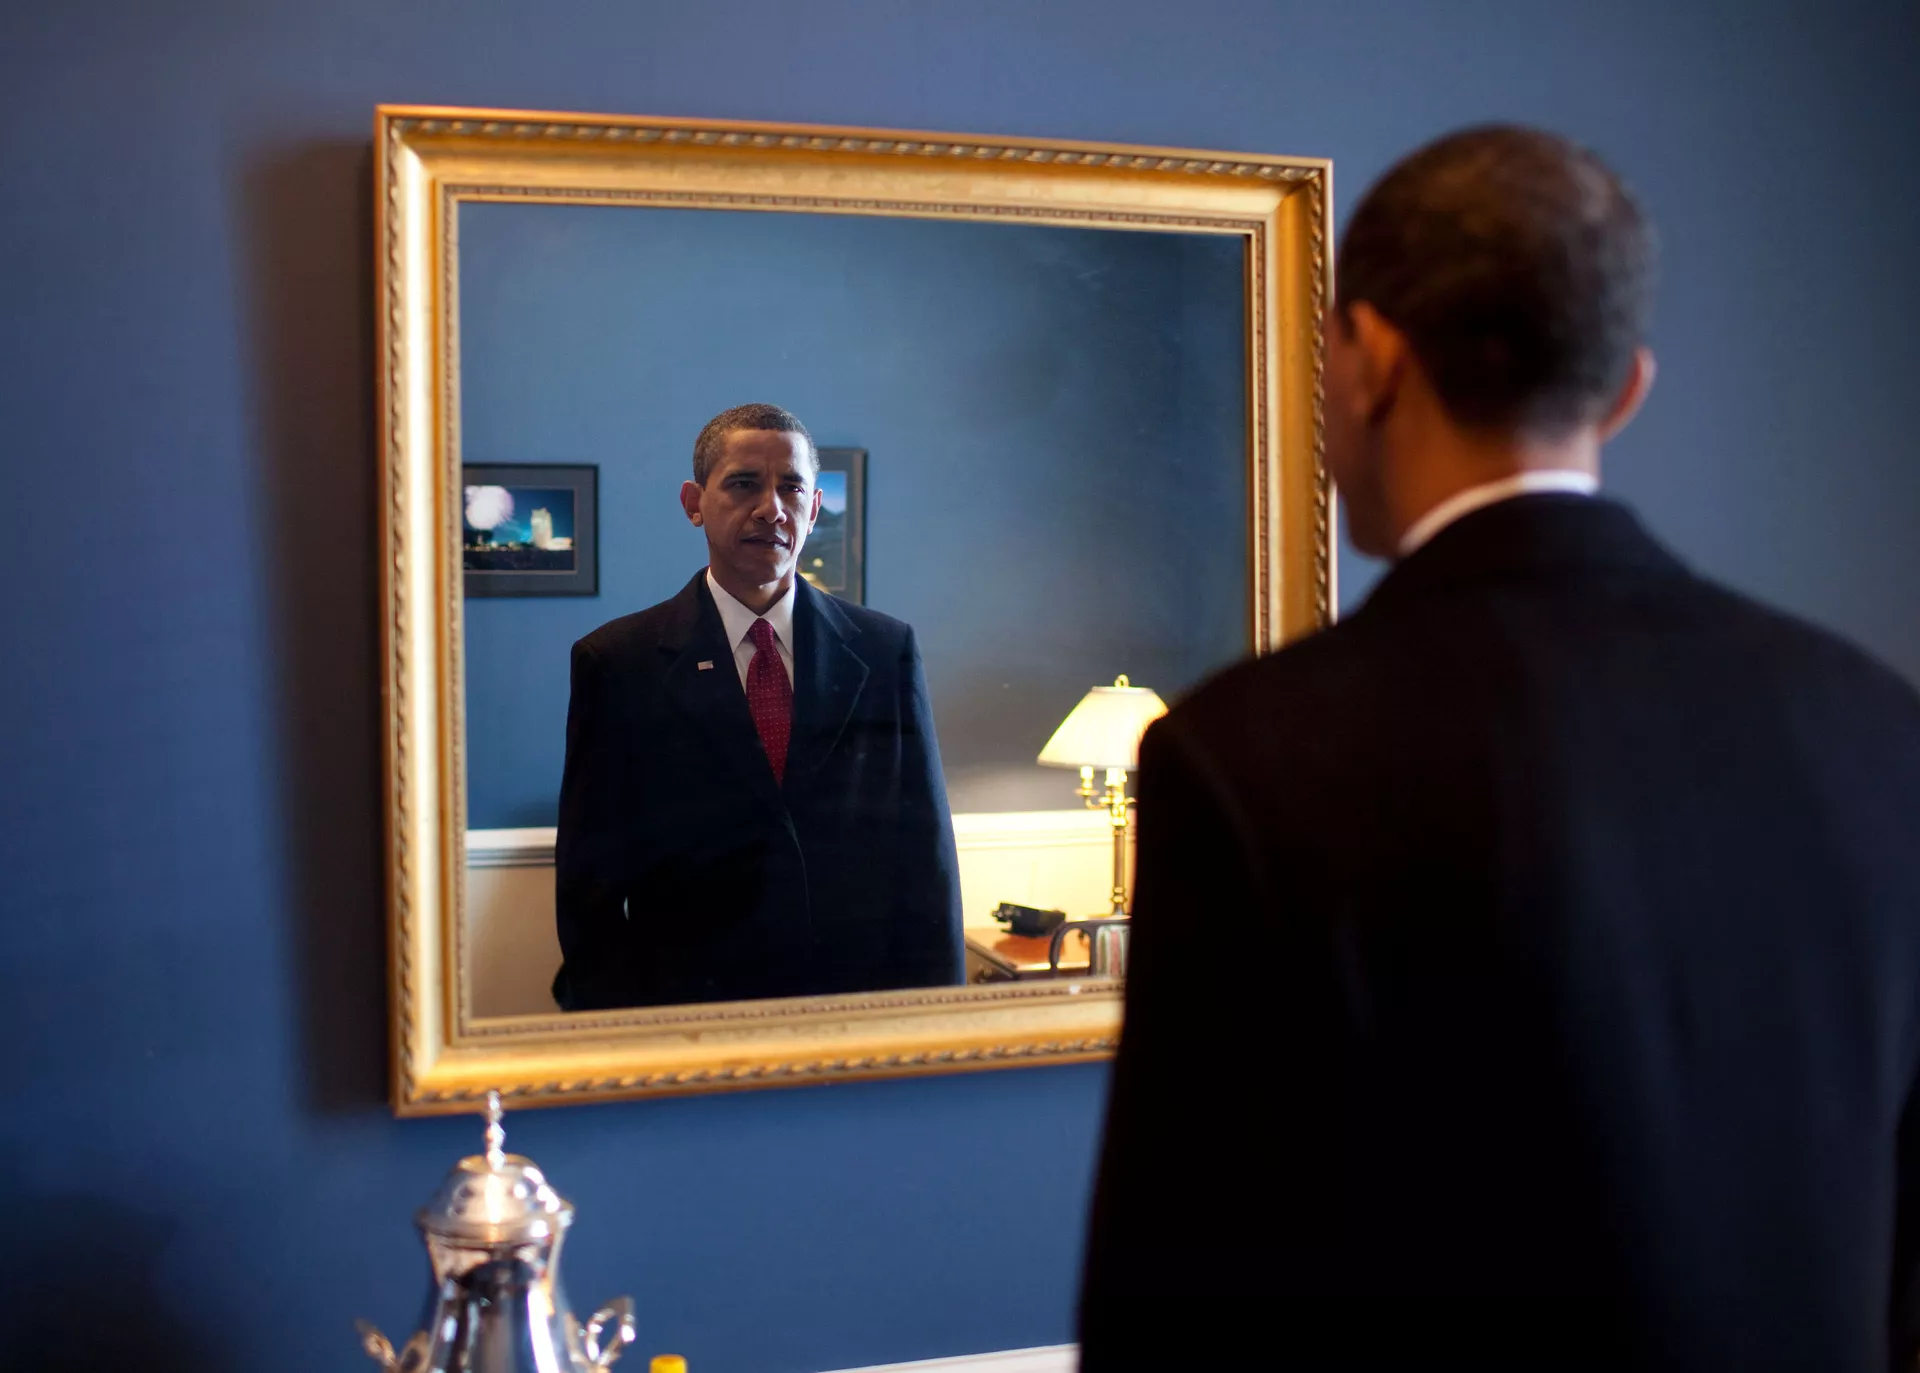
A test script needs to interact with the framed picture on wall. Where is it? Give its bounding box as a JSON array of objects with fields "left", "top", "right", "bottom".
[
  {"left": 804, "top": 447, "right": 866, "bottom": 605},
  {"left": 462, "top": 463, "right": 599, "bottom": 597}
]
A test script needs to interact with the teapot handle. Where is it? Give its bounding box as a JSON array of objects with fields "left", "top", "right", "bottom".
[
  {"left": 356, "top": 1320, "right": 429, "bottom": 1373},
  {"left": 584, "top": 1296, "right": 638, "bottom": 1368},
  {"left": 1048, "top": 921, "right": 1091, "bottom": 973},
  {"left": 355, "top": 1320, "right": 399, "bottom": 1372}
]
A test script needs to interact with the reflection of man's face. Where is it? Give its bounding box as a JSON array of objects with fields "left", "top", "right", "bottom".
[{"left": 682, "top": 428, "right": 823, "bottom": 596}]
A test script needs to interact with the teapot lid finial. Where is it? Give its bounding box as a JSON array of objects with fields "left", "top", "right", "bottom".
[
  {"left": 413, "top": 1088, "right": 572, "bottom": 1245},
  {"left": 483, "top": 1089, "right": 506, "bottom": 1169}
]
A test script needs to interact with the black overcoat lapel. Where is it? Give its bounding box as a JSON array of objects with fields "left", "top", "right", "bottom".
[{"left": 784, "top": 579, "right": 870, "bottom": 787}]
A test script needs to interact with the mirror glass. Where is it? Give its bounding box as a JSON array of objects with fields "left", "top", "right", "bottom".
[{"left": 457, "top": 201, "right": 1249, "bottom": 1016}]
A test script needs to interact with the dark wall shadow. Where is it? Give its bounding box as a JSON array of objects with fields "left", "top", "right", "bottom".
[
  {"left": 239, "top": 141, "right": 390, "bottom": 1114},
  {"left": 0, "top": 1186, "right": 227, "bottom": 1372}
]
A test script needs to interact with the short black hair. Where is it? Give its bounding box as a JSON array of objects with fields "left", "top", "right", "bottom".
[
  {"left": 1336, "top": 124, "right": 1656, "bottom": 436},
  {"left": 691, "top": 403, "right": 818, "bottom": 484}
]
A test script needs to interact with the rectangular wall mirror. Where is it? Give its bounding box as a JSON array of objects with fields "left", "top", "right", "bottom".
[{"left": 378, "top": 105, "right": 1332, "bottom": 1113}]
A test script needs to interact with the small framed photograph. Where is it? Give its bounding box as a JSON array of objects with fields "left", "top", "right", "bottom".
[
  {"left": 804, "top": 447, "right": 867, "bottom": 605},
  {"left": 461, "top": 464, "right": 598, "bottom": 597}
]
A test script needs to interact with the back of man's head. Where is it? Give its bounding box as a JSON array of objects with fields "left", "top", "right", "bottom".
[
  {"left": 1337, "top": 125, "right": 1656, "bottom": 437},
  {"left": 692, "top": 402, "right": 817, "bottom": 485}
]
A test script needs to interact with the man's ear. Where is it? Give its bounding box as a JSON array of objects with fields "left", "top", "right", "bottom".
[
  {"left": 1347, "top": 301, "right": 1408, "bottom": 427},
  {"left": 679, "top": 480, "right": 705, "bottom": 526},
  {"left": 1598, "top": 346, "right": 1656, "bottom": 442},
  {"left": 808, "top": 485, "right": 824, "bottom": 527}
]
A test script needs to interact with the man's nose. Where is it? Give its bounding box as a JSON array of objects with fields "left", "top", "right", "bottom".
[{"left": 753, "top": 489, "right": 787, "bottom": 523}]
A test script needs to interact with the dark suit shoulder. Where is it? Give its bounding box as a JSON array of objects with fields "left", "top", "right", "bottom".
[
  {"left": 1166, "top": 556, "right": 1920, "bottom": 782},
  {"left": 809, "top": 589, "right": 917, "bottom": 652},
  {"left": 573, "top": 573, "right": 708, "bottom": 665},
  {"left": 1684, "top": 574, "right": 1920, "bottom": 711},
  {"left": 840, "top": 599, "right": 914, "bottom": 641},
  {"left": 1143, "top": 616, "right": 1407, "bottom": 827},
  {"left": 1166, "top": 612, "right": 1383, "bottom": 738},
  {"left": 574, "top": 602, "right": 676, "bottom": 661}
]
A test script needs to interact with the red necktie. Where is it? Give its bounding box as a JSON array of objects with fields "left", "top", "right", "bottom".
[{"left": 745, "top": 618, "right": 793, "bottom": 783}]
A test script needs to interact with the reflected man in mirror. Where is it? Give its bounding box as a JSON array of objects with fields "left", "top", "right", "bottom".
[
  {"left": 551, "top": 403, "right": 963, "bottom": 1010},
  {"left": 1080, "top": 127, "right": 1920, "bottom": 1371}
]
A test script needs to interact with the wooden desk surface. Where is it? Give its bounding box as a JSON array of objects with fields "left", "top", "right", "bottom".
[{"left": 964, "top": 926, "right": 1092, "bottom": 980}]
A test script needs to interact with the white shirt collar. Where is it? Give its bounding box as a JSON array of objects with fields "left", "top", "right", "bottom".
[
  {"left": 705, "top": 569, "right": 797, "bottom": 654},
  {"left": 1396, "top": 470, "right": 1600, "bottom": 559}
]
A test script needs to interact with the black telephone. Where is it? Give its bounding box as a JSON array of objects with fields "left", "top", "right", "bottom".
[{"left": 990, "top": 902, "right": 1067, "bottom": 939}]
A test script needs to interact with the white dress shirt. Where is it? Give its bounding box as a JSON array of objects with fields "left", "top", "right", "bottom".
[
  {"left": 705, "top": 569, "right": 797, "bottom": 689},
  {"left": 1396, "top": 470, "right": 1600, "bottom": 559}
]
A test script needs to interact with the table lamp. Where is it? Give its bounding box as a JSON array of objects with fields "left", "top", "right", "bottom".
[{"left": 1037, "top": 675, "right": 1169, "bottom": 916}]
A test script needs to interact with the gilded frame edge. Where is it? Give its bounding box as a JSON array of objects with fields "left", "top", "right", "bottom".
[{"left": 376, "top": 105, "right": 1334, "bottom": 1116}]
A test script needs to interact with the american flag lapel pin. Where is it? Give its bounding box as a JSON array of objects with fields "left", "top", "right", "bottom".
[{"left": 697, "top": 660, "right": 715, "bottom": 671}]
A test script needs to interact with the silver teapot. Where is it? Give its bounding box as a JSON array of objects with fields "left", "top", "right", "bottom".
[
  {"left": 357, "top": 1091, "right": 637, "bottom": 1373},
  {"left": 1048, "top": 916, "right": 1130, "bottom": 979}
]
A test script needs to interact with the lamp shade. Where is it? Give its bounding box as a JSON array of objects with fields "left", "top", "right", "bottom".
[{"left": 1037, "top": 676, "right": 1169, "bottom": 771}]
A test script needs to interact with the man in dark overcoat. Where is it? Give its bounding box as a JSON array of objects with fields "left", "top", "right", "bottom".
[
  {"left": 1080, "top": 127, "right": 1920, "bottom": 1372},
  {"left": 553, "top": 403, "right": 962, "bottom": 1011}
]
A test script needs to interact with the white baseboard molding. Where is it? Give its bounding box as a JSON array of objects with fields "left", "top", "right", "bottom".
[
  {"left": 818, "top": 1345, "right": 1076, "bottom": 1373},
  {"left": 466, "top": 825, "right": 557, "bottom": 868}
]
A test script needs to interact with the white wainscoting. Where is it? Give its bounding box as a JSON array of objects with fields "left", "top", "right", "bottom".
[
  {"left": 818, "top": 1345, "right": 1076, "bottom": 1373},
  {"left": 949, "top": 809, "right": 1127, "bottom": 929},
  {"left": 466, "top": 811, "right": 1130, "bottom": 1017},
  {"left": 465, "top": 827, "right": 569, "bottom": 1019}
]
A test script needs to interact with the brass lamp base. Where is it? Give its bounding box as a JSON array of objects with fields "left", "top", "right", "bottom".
[{"left": 1076, "top": 765, "right": 1134, "bottom": 917}]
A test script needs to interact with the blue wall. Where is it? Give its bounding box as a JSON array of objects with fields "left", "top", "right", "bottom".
[
  {"left": 2, "top": 3, "right": 1917, "bottom": 1371},
  {"left": 458, "top": 206, "right": 1246, "bottom": 826}
]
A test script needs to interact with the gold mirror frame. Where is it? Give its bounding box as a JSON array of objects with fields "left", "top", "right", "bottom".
[{"left": 377, "top": 104, "right": 1333, "bottom": 1115}]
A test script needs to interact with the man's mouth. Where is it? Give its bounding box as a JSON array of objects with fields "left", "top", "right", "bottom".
[{"left": 744, "top": 535, "right": 789, "bottom": 550}]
